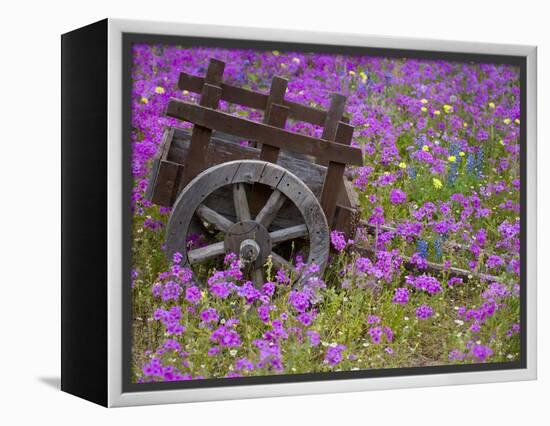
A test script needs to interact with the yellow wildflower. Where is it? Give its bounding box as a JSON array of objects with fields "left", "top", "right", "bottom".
[
  {"left": 463, "top": 122, "right": 468, "bottom": 128},
  {"left": 432, "top": 178, "right": 443, "bottom": 189},
  {"left": 503, "top": 118, "right": 512, "bottom": 125},
  {"left": 448, "top": 156, "right": 456, "bottom": 162},
  {"left": 155, "top": 86, "right": 165, "bottom": 94},
  {"left": 399, "top": 162, "right": 407, "bottom": 169},
  {"left": 420, "top": 98, "right": 428, "bottom": 104},
  {"left": 489, "top": 102, "right": 495, "bottom": 109},
  {"left": 421, "top": 107, "right": 427, "bottom": 112},
  {"left": 443, "top": 104, "right": 453, "bottom": 113},
  {"left": 459, "top": 151, "right": 466, "bottom": 157},
  {"left": 434, "top": 110, "right": 441, "bottom": 115},
  {"left": 349, "top": 70, "right": 356, "bottom": 76},
  {"left": 499, "top": 140, "right": 505, "bottom": 146},
  {"left": 140, "top": 97, "right": 148, "bottom": 104},
  {"left": 422, "top": 145, "right": 430, "bottom": 152},
  {"left": 272, "top": 50, "right": 280, "bottom": 56},
  {"left": 280, "top": 63, "right": 287, "bottom": 68},
  {"left": 515, "top": 118, "right": 520, "bottom": 124},
  {"left": 359, "top": 71, "right": 367, "bottom": 83}
]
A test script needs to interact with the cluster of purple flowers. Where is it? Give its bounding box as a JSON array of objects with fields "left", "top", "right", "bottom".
[{"left": 406, "top": 274, "right": 442, "bottom": 295}]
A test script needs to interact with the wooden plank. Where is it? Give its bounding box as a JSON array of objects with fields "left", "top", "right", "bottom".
[
  {"left": 178, "top": 71, "right": 329, "bottom": 126},
  {"left": 260, "top": 103, "right": 288, "bottom": 163},
  {"left": 320, "top": 122, "right": 355, "bottom": 226},
  {"left": 322, "top": 93, "right": 347, "bottom": 141},
  {"left": 150, "top": 160, "right": 181, "bottom": 206},
  {"left": 164, "top": 128, "right": 329, "bottom": 221},
  {"left": 317, "top": 93, "right": 347, "bottom": 166},
  {"left": 166, "top": 101, "right": 363, "bottom": 166},
  {"left": 180, "top": 59, "right": 225, "bottom": 187},
  {"left": 145, "top": 128, "right": 174, "bottom": 202},
  {"left": 333, "top": 178, "right": 360, "bottom": 238},
  {"left": 264, "top": 77, "right": 288, "bottom": 124}
]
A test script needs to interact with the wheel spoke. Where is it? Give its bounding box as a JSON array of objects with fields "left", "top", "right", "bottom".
[
  {"left": 255, "top": 189, "right": 286, "bottom": 228},
  {"left": 195, "top": 204, "right": 234, "bottom": 232},
  {"left": 270, "top": 251, "right": 297, "bottom": 275},
  {"left": 187, "top": 241, "right": 225, "bottom": 264},
  {"left": 233, "top": 183, "right": 251, "bottom": 221},
  {"left": 250, "top": 267, "right": 264, "bottom": 288},
  {"left": 270, "top": 224, "right": 308, "bottom": 245}
]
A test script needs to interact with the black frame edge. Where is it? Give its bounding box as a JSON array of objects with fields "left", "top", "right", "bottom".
[{"left": 61, "top": 18, "right": 109, "bottom": 407}]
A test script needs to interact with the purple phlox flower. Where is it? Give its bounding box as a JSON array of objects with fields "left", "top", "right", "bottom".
[
  {"left": 410, "top": 252, "right": 428, "bottom": 270},
  {"left": 235, "top": 357, "right": 254, "bottom": 371},
  {"left": 389, "top": 188, "right": 407, "bottom": 204},
  {"left": 288, "top": 290, "right": 310, "bottom": 313},
  {"left": 236, "top": 281, "right": 262, "bottom": 304},
  {"left": 486, "top": 255, "right": 504, "bottom": 270},
  {"left": 275, "top": 268, "right": 290, "bottom": 285},
  {"left": 324, "top": 344, "right": 346, "bottom": 366},
  {"left": 185, "top": 285, "right": 202, "bottom": 304},
  {"left": 367, "top": 314, "right": 381, "bottom": 324},
  {"left": 210, "top": 325, "right": 242, "bottom": 348},
  {"left": 330, "top": 230, "right": 349, "bottom": 252},
  {"left": 200, "top": 308, "right": 219, "bottom": 323},
  {"left": 416, "top": 304, "right": 434, "bottom": 320},
  {"left": 161, "top": 280, "right": 182, "bottom": 302},
  {"left": 469, "top": 344, "right": 493, "bottom": 362},
  {"left": 306, "top": 330, "right": 320, "bottom": 347},
  {"left": 392, "top": 287, "right": 409, "bottom": 305},
  {"left": 406, "top": 274, "right": 442, "bottom": 295}
]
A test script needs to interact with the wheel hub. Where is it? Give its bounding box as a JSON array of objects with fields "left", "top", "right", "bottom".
[{"left": 224, "top": 220, "right": 271, "bottom": 269}]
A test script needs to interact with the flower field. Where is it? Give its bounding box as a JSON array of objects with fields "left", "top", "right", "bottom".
[{"left": 130, "top": 44, "right": 521, "bottom": 383}]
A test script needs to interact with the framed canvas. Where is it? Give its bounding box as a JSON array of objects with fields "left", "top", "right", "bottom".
[{"left": 61, "top": 18, "right": 537, "bottom": 407}]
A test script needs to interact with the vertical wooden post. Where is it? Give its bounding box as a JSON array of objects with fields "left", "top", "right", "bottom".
[
  {"left": 316, "top": 93, "right": 347, "bottom": 166},
  {"left": 250, "top": 77, "right": 289, "bottom": 214},
  {"left": 260, "top": 103, "right": 289, "bottom": 162},
  {"left": 263, "top": 76, "right": 288, "bottom": 124},
  {"left": 320, "top": 122, "right": 354, "bottom": 226},
  {"left": 180, "top": 59, "right": 225, "bottom": 188}
]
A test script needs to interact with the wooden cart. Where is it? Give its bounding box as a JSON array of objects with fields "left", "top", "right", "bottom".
[{"left": 146, "top": 58, "right": 363, "bottom": 286}]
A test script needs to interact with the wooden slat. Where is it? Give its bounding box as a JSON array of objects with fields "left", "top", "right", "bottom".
[
  {"left": 320, "top": 122, "right": 355, "bottom": 226},
  {"left": 150, "top": 160, "right": 182, "bottom": 206},
  {"left": 178, "top": 71, "right": 328, "bottom": 126},
  {"left": 317, "top": 93, "right": 347, "bottom": 166},
  {"left": 333, "top": 179, "right": 360, "bottom": 238},
  {"left": 166, "top": 100, "right": 363, "bottom": 166},
  {"left": 322, "top": 93, "right": 347, "bottom": 141},
  {"left": 264, "top": 77, "right": 288, "bottom": 124},
  {"left": 260, "top": 103, "right": 288, "bottom": 163},
  {"left": 180, "top": 59, "right": 225, "bottom": 187}
]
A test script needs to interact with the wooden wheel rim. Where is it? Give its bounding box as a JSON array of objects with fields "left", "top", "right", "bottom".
[{"left": 166, "top": 160, "right": 330, "bottom": 283}]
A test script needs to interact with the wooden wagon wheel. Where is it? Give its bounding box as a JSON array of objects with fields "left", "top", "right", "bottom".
[{"left": 165, "top": 160, "right": 330, "bottom": 287}]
